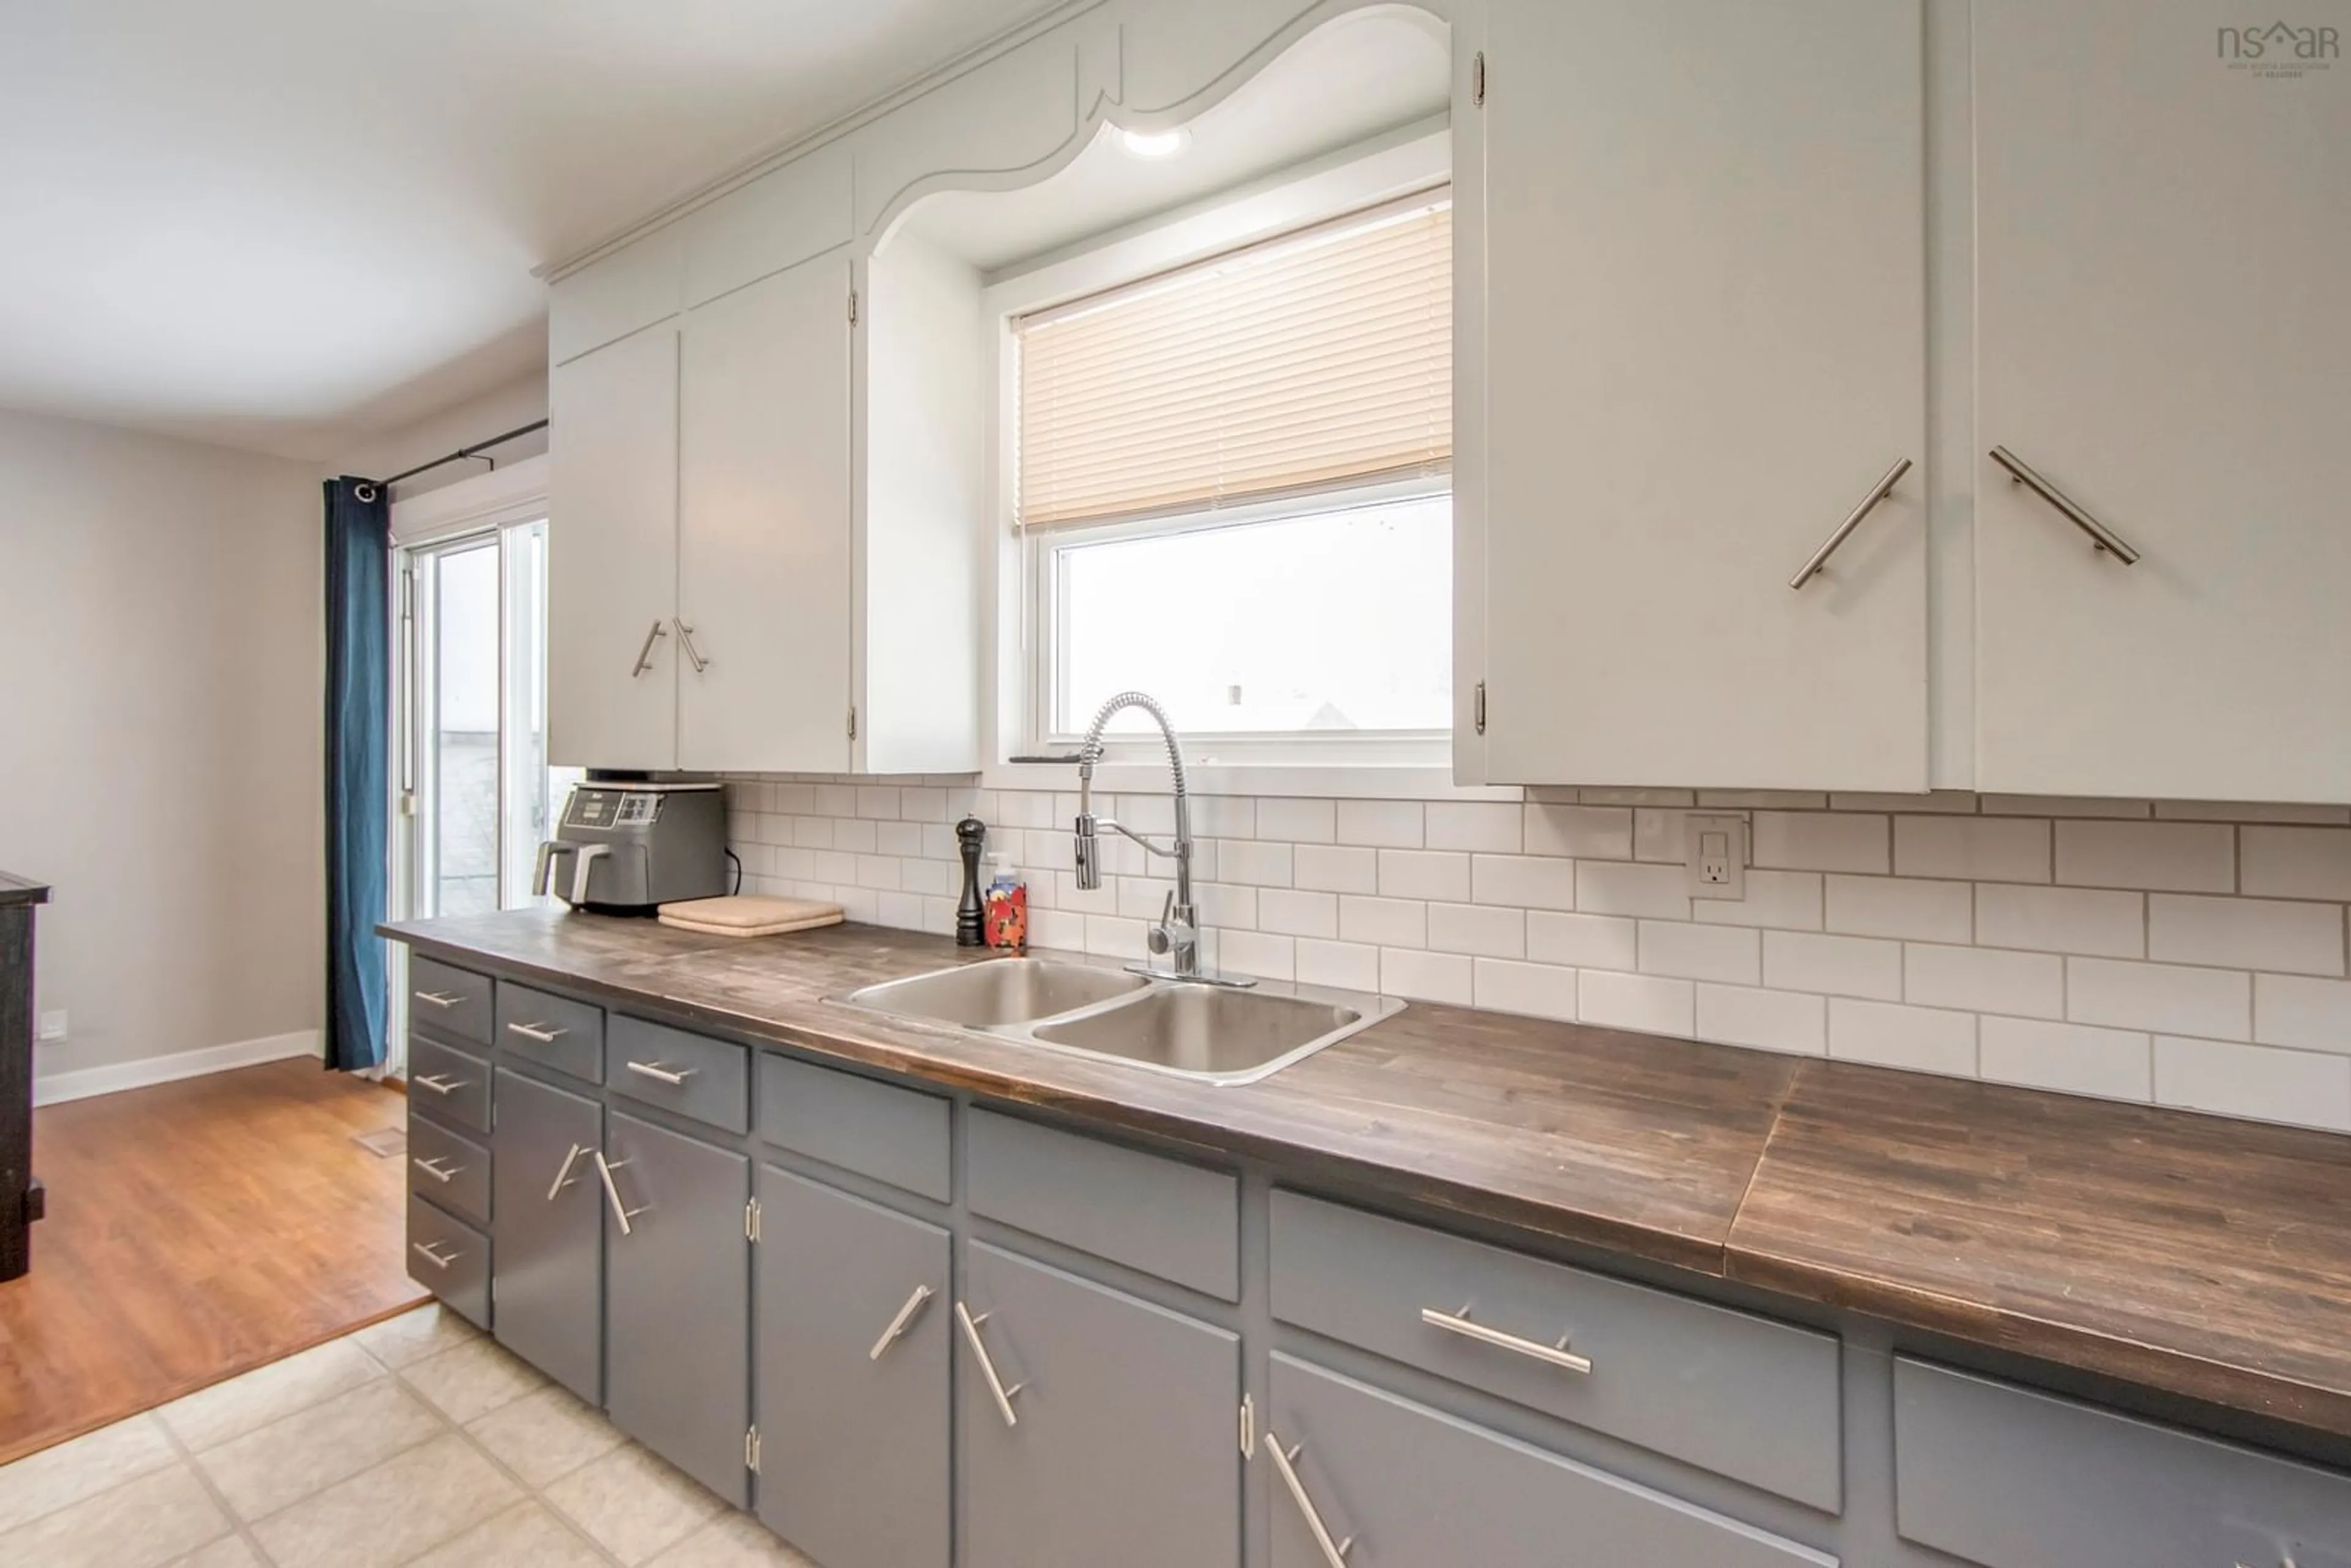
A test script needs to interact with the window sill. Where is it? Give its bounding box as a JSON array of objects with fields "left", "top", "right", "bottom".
[{"left": 979, "top": 759, "right": 1519, "bottom": 802}]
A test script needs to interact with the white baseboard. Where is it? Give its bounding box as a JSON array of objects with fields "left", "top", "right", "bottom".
[{"left": 33, "top": 1029, "right": 324, "bottom": 1107}]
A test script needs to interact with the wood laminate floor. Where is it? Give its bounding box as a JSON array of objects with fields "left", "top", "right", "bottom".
[{"left": 0, "top": 1059, "right": 426, "bottom": 1466}]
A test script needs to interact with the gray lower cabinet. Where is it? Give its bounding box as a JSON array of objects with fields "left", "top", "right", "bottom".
[
  {"left": 604, "top": 1108, "right": 752, "bottom": 1507},
  {"left": 407, "top": 1193, "right": 490, "bottom": 1329},
  {"left": 1265, "top": 1354, "right": 1834, "bottom": 1568},
  {"left": 1894, "top": 1358, "right": 2351, "bottom": 1568},
  {"left": 959, "top": 1240, "right": 1240, "bottom": 1568},
  {"left": 490, "top": 1067, "right": 604, "bottom": 1405},
  {"left": 756, "top": 1166, "right": 951, "bottom": 1568}
]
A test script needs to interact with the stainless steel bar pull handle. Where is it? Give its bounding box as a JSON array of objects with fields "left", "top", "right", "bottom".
[
  {"left": 1263, "top": 1430, "right": 1354, "bottom": 1567},
  {"left": 547, "top": 1143, "right": 587, "bottom": 1202},
  {"left": 674, "top": 619, "right": 711, "bottom": 673},
  {"left": 1420, "top": 1304, "right": 1594, "bottom": 1375},
  {"left": 624, "top": 1060, "right": 696, "bottom": 1087},
  {"left": 1789, "top": 457, "right": 1913, "bottom": 589},
  {"left": 412, "top": 1073, "right": 464, "bottom": 1096},
  {"left": 506, "top": 1021, "right": 569, "bottom": 1045},
  {"left": 869, "top": 1285, "right": 935, "bottom": 1362},
  {"left": 955, "top": 1300, "right": 1024, "bottom": 1428},
  {"left": 1989, "top": 446, "right": 2142, "bottom": 564},
  {"left": 594, "top": 1152, "right": 646, "bottom": 1236},
  {"left": 411, "top": 1240, "right": 460, "bottom": 1270},
  {"left": 413, "top": 990, "right": 463, "bottom": 1009},
  {"left": 411, "top": 1156, "right": 460, "bottom": 1184},
  {"left": 631, "top": 618, "right": 669, "bottom": 677}
]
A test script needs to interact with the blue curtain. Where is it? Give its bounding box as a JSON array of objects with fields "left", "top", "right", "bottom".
[{"left": 324, "top": 478, "right": 391, "bottom": 1072}]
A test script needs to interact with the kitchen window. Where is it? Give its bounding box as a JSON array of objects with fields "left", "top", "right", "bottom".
[{"left": 1014, "top": 190, "right": 1453, "bottom": 751}]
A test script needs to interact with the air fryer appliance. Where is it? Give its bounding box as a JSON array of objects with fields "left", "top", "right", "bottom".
[{"left": 534, "top": 781, "right": 727, "bottom": 913}]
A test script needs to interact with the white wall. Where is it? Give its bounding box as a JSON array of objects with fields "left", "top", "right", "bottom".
[{"left": 0, "top": 407, "right": 324, "bottom": 1084}]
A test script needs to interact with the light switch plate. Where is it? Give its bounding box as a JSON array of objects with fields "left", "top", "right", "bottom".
[
  {"left": 1684, "top": 814, "right": 1747, "bottom": 899},
  {"left": 37, "top": 1010, "right": 67, "bottom": 1043}
]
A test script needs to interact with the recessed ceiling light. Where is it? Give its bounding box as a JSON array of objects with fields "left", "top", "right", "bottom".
[{"left": 1119, "top": 127, "right": 1190, "bottom": 159}]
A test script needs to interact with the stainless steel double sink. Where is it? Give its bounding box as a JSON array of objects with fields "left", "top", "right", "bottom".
[{"left": 836, "top": 955, "right": 1404, "bottom": 1086}]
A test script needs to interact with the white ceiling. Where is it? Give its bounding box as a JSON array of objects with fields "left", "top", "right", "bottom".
[
  {"left": 0, "top": 0, "right": 1062, "bottom": 459},
  {"left": 902, "top": 11, "right": 1450, "bottom": 275}
]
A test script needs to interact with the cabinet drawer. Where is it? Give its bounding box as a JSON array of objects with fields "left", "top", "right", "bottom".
[
  {"left": 1267, "top": 1354, "right": 1834, "bottom": 1568},
  {"left": 408, "top": 955, "right": 493, "bottom": 1047},
  {"left": 495, "top": 981, "right": 606, "bottom": 1084},
  {"left": 1894, "top": 1358, "right": 2351, "bottom": 1568},
  {"left": 607, "top": 1016, "right": 749, "bottom": 1133},
  {"left": 408, "top": 1194, "right": 490, "bottom": 1328},
  {"left": 407, "top": 1116, "right": 490, "bottom": 1227},
  {"left": 967, "top": 1109, "right": 1238, "bottom": 1300},
  {"left": 757, "top": 1052, "right": 951, "bottom": 1201},
  {"left": 408, "top": 1035, "right": 491, "bottom": 1136},
  {"left": 1270, "top": 1191, "right": 1842, "bottom": 1512}
]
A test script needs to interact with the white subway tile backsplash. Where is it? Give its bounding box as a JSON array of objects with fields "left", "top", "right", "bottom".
[
  {"left": 1379, "top": 849, "right": 1472, "bottom": 902},
  {"left": 1524, "top": 804, "right": 1632, "bottom": 860},
  {"left": 1471, "top": 958, "right": 1579, "bottom": 1022},
  {"left": 1825, "top": 876, "right": 1973, "bottom": 943},
  {"left": 1216, "top": 839, "right": 1293, "bottom": 888},
  {"left": 2068, "top": 958, "right": 2250, "bottom": 1040},
  {"left": 1752, "top": 812, "right": 1889, "bottom": 874},
  {"left": 1695, "top": 985, "right": 1826, "bottom": 1056},
  {"left": 1256, "top": 797, "right": 1335, "bottom": 844},
  {"left": 2054, "top": 820, "right": 2235, "bottom": 893},
  {"left": 1339, "top": 896, "right": 1426, "bottom": 949},
  {"left": 1904, "top": 943, "right": 2064, "bottom": 1020},
  {"left": 1692, "top": 870, "right": 1824, "bottom": 932},
  {"left": 1526, "top": 911, "right": 1638, "bottom": 971},
  {"left": 1293, "top": 844, "right": 1378, "bottom": 895},
  {"left": 2147, "top": 894, "right": 2345, "bottom": 978},
  {"left": 1973, "top": 884, "right": 2143, "bottom": 959},
  {"left": 1296, "top": 938, "right": 1381, "bottom": 992},
  {"left": 1258, "top": 888, "right": 1339, "bottom": 940},
  {"left": 1335, "top": 799, "right": 1422, "bottom": 848},
  {"left": 722, "top": 773, "right": 2351, "bottom": 1134},
  {"left": 1381, "top": 947, "right": 1474, "bottom": 1005},
  {"left": 2254, "top": 973, "right": 2351, "bottom": 1055},
  {"left": 1428, "top": 902, "right": 1526, "bottom": 959},
  {"left": 1828, "top": 999, "right": 1978, "bottom": 1075},
  {"left": 1425, "top": 801, "right": 1523, "bottom": 853},
  {"left": 2240, "top": 826, "right": 2351, "bottom": 901},
  {"left": 1575, "top": 860, "right": 1690, "bottom": 920},
  {"left": 1763, "top": 931, "right": 1903, "bottom": 1002},
  {"left": 1637, "top": 921, "right": 1760, "bottom": 985},
  {"left": 2153, "top": 1036, "right": 2351, "bottom": 1130},
  {"left": 1578, "top": 970, "right": 1695, "bottom": 1035},
  {"left": 1979, "top": 1018, "right": 2152, "bottom": 1101},
  {"left": 1894, "top": 816, "right": 2051, "bottom": 883}
]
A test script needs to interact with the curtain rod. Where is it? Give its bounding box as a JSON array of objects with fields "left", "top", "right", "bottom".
[{"left": 353, "top": 418, "right": 549, "bottom": 500}]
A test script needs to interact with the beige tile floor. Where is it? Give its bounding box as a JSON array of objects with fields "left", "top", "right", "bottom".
[{"left": 0, "top": 1303, "right": 821, "bottom": 1568}]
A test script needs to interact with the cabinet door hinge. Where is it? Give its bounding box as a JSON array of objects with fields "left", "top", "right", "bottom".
[
  {"left": 745, "top": 1426, "right": 762, "bottom": 1474},
  {"left": 847, "top": 706, "right": 858, "bottom": 741},
  {"left": 1473, "top": 50, "right": 1486, "bottom": 107},
  {"left": 1474, "top": 680, "right": 1487, "bottom": 735},
  {"left": 1239, "top": 1394, "right": 1256, "bottom": 1457},
  {"left": 744, "top": 1196, "right": 761, "bottom": 1244},
  {"left": 847, "top": 288, "right": 859, "bottom": 325}
]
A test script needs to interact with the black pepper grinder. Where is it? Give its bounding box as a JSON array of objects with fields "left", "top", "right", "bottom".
[{"left": 955, "top": 817, "right": 988, "bottom": 947}]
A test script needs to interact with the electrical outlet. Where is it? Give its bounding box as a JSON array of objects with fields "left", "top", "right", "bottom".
[
  {"left": 36, "top": 1010, "right": 67, "bottom": 1043},
  {"left": 1684, "top": 815, "right": 1747, "bottom": 899}
]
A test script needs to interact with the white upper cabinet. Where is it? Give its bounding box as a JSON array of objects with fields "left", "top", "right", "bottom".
[
  {"left": 549, "top": 228, "right": 683, "bottom": 366},
  {"left": 678, "top": 255, "right": 855, "bottom": 774},
  {"left": 549, "top": 323, "right": 680, "bottom": 770},
  {"left": 1474, "top": 0, "right": 1929, "bottom": 790},
  {"left": 680, "top": 146, "right": 854, "bottom": 310},
  {"left": 1973, "top": 0, "right": 2351, "bottom": 802}
]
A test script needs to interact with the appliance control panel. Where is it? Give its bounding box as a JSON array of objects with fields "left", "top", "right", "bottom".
[{"left": 565, "top": 789, "right": 664, "bottom": 830}]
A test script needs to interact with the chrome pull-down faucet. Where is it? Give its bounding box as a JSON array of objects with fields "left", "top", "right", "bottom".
[{"left": 1073, "top": 691, "right": 1254, "bottom": 988}]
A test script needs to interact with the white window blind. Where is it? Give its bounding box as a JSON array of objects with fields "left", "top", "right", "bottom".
[{"left": 1015, "top": 190, "right": 1452, "bottom": 531}]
